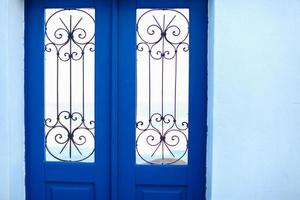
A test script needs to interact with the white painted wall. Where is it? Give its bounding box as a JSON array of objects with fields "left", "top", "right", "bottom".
[
  {"left": 0, "top": 0, "right": 25, "bottom": 199},
  {"left": 1, "top": 0, "right": 300, "bottom": 200},
  {"left": 207, "top": 0, "right": 300, "bottom": 200}
]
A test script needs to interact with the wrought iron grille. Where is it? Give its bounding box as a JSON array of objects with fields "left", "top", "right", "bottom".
[
  {"left": 44, "top": 9, "right": 95, "bottom": 162},
  {"left": 136, "top": 9, "right": 189, "bottom": 165}
]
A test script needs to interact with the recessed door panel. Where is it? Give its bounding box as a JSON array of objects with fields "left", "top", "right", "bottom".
[
  {"left": 136, "top": 186, "right": 187, "bottom": 200},
  {"left": 46, "top": 183, "right": 95, "bottom": 200}
]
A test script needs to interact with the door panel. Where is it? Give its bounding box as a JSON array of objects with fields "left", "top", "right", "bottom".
[
  {"left": 118, "top": 0, "right": 207, "bottom": 200},
  {"left": 46, "top": 183, "right": 95, "bottom": 200},
  {"left": 26, "top": 0, "right": 111, "bottom": 200},
  {"left": 136, "top": 186, "right": 187, "bottom": 200}
]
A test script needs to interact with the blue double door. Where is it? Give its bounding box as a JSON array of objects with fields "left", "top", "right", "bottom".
[{"left": 26, "top": 0, "right": 207, "bottom": 200}]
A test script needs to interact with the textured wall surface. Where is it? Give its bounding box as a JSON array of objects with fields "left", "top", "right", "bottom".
[
  {"left": 1, "top": 0, "right": 300, "bottom": 200},
  {"left": 207, "top": 0, "right": 300, "bottom": 199},
  {"left": 0, "top": 0, "right": 25, "bottom": 199}
]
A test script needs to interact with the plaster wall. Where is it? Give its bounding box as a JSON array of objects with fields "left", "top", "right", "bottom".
[
  {"left": 0, "top": 0, "right": 25, "bottom": 199},
  {"left": 1, "top": 0, "right": 300, "bottom": 200},
  {"left": 207, "top": 0, "right": 300, "bottom": 199}
]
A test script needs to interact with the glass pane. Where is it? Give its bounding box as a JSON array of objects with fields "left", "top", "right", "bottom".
[
  {"left": 136, "top": 9, "right": 189, "bottom": 165},
  {"left": 44, "top": 9, "right": 95, "bottom": 162}
]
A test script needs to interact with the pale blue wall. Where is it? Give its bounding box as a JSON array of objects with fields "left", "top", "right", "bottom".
[
  {"left": 0, "top": 2, "right": 10, "bottom": 199},
  {"left": 0, "top": 0, "right": 25, "bottom": 199},
  {"left": 207, "top": 0, "right": 300, "bottom": 200},
  {"left": 1, "top": 0, "right": 300, "bottom": 200}
]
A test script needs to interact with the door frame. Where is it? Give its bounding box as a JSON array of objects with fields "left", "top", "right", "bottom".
[{"left": 25, "top": 0, "right": 208, "bottom": 199}]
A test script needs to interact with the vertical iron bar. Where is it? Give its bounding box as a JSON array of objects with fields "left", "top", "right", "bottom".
[
  {"left": 69, "top": 14, "right": 73, "bottom": 159},
  {"left": 148, "top": 50, "right": 151, "bottom": 119},
  {"left": 161, "top": 14, "right": 166, "bottom": 162},
  {"left": 57, "top": 49, "right": 59, "bottom": 117},
  {"left": 82, "top": 50, "right": 85, "bottom": 120},
  {"left": 174, "top": 51, "right": 178, "bottom": 119}
]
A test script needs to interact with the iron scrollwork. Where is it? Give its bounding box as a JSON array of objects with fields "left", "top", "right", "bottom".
[
  {"left": 136, "top": 9, "right": 189, "bottom": 165},
  {"left": 44, "top": 9, "right": 95, "bottom": 162}
]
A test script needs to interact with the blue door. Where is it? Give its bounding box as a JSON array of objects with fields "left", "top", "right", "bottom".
[{"left": 26, "top": 0, "right": 207, "bottom": 200}]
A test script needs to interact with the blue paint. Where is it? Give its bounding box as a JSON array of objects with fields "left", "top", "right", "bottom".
[
  {"left": 26, "top": 0, "right": 111, "bottom": 199},
  {"left": 26, "top": 0, "right": 207, "bottom": 199},
  {"left": 118, "top": 0, "right": 207, "bottom": 200}
]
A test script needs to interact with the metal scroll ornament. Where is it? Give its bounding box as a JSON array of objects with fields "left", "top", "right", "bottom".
[
  {"left": 44, "top": 9, "right": 95, "bottom": 162},
  {"left": 136, "top": 9, "right": 189, "bottom": 165}
]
